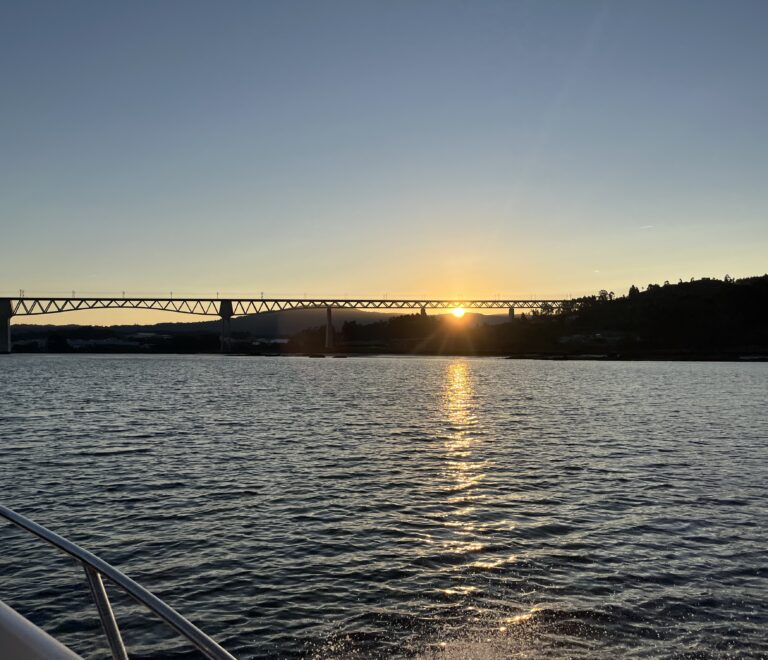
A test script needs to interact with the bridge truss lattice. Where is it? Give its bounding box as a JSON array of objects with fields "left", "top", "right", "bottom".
[{"left": 6, "top": 297, "right": 569, "bottom": 317}]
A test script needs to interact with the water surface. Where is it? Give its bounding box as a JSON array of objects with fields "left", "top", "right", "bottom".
[{"left": 1, "top": 355, "right": 766, "bottom": 658}]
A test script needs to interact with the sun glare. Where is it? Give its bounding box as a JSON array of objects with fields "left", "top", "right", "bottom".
[{"left": 452, "top": 307, "right": 465, "bottom": 318}]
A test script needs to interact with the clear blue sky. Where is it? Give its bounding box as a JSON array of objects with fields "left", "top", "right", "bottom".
[{"left": 1, "top": 1, "right": 766, "bottom": 321}]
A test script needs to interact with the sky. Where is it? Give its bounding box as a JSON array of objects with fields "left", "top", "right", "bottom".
[{"left": 1, "top": 0, "right": 767, "bottom": 324}]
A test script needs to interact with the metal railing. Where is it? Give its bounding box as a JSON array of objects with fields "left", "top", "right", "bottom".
[{"left": 0, "top": 505, "right": 236, "bottom": 660}]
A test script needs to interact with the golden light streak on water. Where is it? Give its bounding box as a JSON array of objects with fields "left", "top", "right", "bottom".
[
  {"left": 503, "top": 607, "right": 540, "bottom": 625},
  {"left": 438, "top": 361, "right": 493, "bottom": 560}
]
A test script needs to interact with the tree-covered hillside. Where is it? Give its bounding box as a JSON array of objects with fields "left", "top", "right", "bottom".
[{"left": 288, "top": 275, "right": 768, "bottom": 357}]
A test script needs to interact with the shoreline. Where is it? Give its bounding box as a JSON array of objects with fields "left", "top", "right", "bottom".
[{"left": 6, "top": 350, "right": 768, "bottom": 362}]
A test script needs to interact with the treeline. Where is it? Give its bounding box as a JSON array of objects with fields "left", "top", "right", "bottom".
[
  {"left": 288, "top": 275, "right": 768, "bottom": 357},
  {"left": 565, "top": 275, "right": 768, "bottom": 352},
  {"left": 12, "top": 325, "right": 220, "bottom": 353}
]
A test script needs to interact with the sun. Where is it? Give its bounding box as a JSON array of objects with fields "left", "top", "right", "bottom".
[{"left": 452, "top": 307, "right": 465, "bottom": 318}]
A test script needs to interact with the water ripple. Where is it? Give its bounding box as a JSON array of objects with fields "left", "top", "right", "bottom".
[{"left": 0, "top": 355, "right": 767, "bottom": 658}]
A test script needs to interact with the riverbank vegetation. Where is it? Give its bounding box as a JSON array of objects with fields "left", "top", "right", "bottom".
[{"left": 11, "top": 275, "right": 768, "bottom": 359}]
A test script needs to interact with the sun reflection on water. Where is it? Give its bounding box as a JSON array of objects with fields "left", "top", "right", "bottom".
[
  {"left": 442, "top": 360, "right": 486, "bottom": 500},
  {"left": 435, "top": 360, "right": 492, "bottom": 559},
  {"left": 425, "top": 360, "right": 530, "bottom": 654},
  {"left": 443, "top": 360, "right": 474, "bottom": 429}
]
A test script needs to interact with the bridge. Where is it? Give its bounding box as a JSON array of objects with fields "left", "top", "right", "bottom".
[{"left": 0, "top": 296, "right": 572, "bottom": 353}]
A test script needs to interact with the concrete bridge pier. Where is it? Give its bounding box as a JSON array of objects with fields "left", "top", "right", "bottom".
[
  {"left": 420, "top": 306, "right": 427, "bottom": 316},
  {"left": 508, "top": 306, "right": 515, "bottom": 319},
  {"left": 219, "top": 300, "right": 233, "bottom": 354},
  {"left": 0, "top": 299, "right": 11, "bottom": 354},
  {"left": 325, "top": 307, "right": 334, "bottom": 351}
]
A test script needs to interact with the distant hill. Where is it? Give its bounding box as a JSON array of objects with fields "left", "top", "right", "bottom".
[
  {"left": 122, "top": 308, "right": 400, "bottom": 337},
  {"left": 132, "top": 308, "right": 508, "bottom": 337},
  {"left": 15, "top": 307, "right": 508, "bottom": 339}
]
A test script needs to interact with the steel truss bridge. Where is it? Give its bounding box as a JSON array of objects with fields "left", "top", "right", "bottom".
[{"left": 0, "top": 296, "right": 571, "bottom": 353}]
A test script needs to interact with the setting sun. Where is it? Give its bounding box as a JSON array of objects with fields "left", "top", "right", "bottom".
[{"left": 452, "top": 307, "right": 465, "bottom": 318}]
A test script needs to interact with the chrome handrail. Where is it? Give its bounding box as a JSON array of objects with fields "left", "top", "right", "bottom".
[{"left": 0, "top": 505, "right": 236, "bottom": 660}]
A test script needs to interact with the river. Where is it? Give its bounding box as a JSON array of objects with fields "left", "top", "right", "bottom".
[{"left": 1, "top": 354, "right": 766, "bottom": 658}]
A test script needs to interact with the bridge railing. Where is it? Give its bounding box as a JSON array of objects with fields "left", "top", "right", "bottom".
[{"left": 0, "top": 505, "right": 235, "bottom": 660}]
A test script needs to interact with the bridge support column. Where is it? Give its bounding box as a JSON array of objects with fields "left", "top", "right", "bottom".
[
  {"left": 219, "top": 300, "right": 233, "bottom": 354},
  {"left": 0, "top": 299, "right": 11, "bottom": 354},
  {"left": 508, "top": 306, "right": 515, "bottom": 319},
  {"left": 325, "top": 307, "right": 334, "bottom": 351},
  {"left": 421, "top": 306, "right": 427, "bottom": 317}
]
